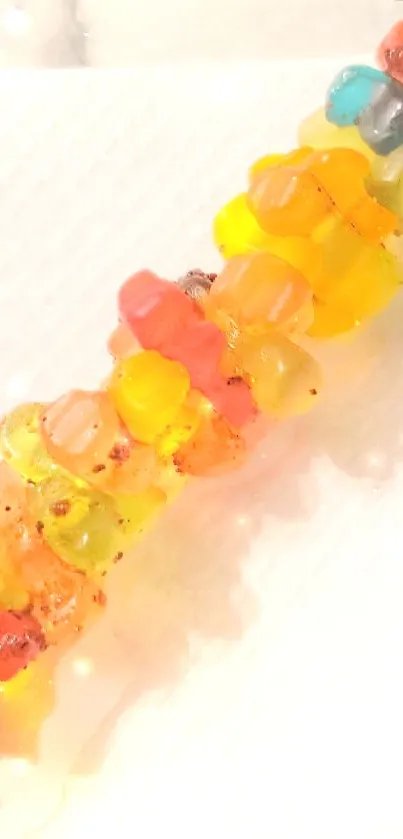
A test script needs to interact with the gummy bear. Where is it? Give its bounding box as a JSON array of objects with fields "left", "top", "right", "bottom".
[
  {"left": 0, "top": 403, "right": 55, "bottom": 484},
  {"left": 212, "top": 192, "right": 316, "bottom": 291},
  {"left": 91, "top": 432, "right": 160, "bottom": 495},
  {"left": 306, "top": 217, "right": 401, "bottom": 336},
  {"left": 119, "top": 269, "right": 198, "bottom": 349},
  {"left": 248, "top": 163, "right": 331, "bottom": 236},
  {"left": 41, "top": 389, "right": 121, "bottom": 478},
  {"left": 31, "top": 472, "right": 119, "bottom": 576},
  {"left": 0, "top": 609, "right": 46, "bottom": 682},
  {"left": 377, "top": 20, "right": 403, "bottom": 85},
  {"left": 213, "top": 193, "right": 285, "bottom": 259},
  {"left": 248, "top": 146, "right": 396, "bottom": 242},
  {"left": 156, "top": 389, "right": 203, "bottom": 458},
  {"left": 234, "top": 333, "right": 322, "bottom": 418},
  {"left": 118, "top": 272, "right": 256, "bottom": 427},
  {"left": 357, "top": 80, "right": 403, "bottom": 156},
  {"left": 304, "top": 147, "right": 397, "bottom": 241},
  {"left": 173, "top": 411, "right": 246, "bottom": 477},
  {"left": 41, "top": 389, "right": 159, "bottom": 495},
  {"left": 206, "top": 251, "right": 313, "bottom": 335},
  {"left": 109, "top": 350, "right": 191, "bottom": 445},
  {"left": 14, "top": 536, "right": 105, "bottom": 645},
  {"left": 326, "top": 64, "right": 390, "bottom": 127}
]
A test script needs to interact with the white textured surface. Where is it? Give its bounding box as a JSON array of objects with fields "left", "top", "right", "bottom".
[
  {"left": 0, "top": 0, "right": 400, "bottom": 65},
  {"left": 2, "top": 62, "right": 403, "bottom": 839}
]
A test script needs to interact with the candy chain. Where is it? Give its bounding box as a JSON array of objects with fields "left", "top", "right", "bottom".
[{"left": 2, "top": 22, "right": 403, "bottom": 751}]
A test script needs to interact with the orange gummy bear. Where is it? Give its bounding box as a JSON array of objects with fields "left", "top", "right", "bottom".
[
  {"left": 41, "top": 390, "right": 121, "bottom": 477},
  {"left": 248, "top": 146, "right": 397, "bottom": 242},
  {"left": 206, "top": 251, "right": 313, "bottom": 336},
  {"left": 173, "top": 411, "right": 246, "bottom": 477}
]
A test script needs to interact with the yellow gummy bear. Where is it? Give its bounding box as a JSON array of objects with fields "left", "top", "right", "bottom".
[
  {"left": 235, "top": 332, "right": 323, "bottom": 419},
  {"left": 156, "top": 390, "right": 203, "bottom": 458},
  {"left": 108, "top": 350, "right": 190, "bottom": 445},
  {"left": 306, "top": 218, "right": 401, "bottom": 336},
  {"left": 213, "top": 192, "right": 314, "bottom": 265},
  {"left": 213, "top": 193, "right": 275, "bottom": 259},
  {"left": 32, "top": 472, "right": 119, "bottom": 575},
  {"left": 213, "top": 182, "right": 400, "bottom": 339},
  {"left": 0, "top": 403, "right": 55, "bottom": 484}
]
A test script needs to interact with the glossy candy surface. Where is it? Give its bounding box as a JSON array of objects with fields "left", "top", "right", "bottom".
[
  {"left": 14, "top": 539, "right": 105, "bottom": 645},
  {"left": 306, "top": 218, "right": 401, "bottom": 336},
  {"left": 109, "top": 350, "right": 191, "bottom": 445},
  {"left": 214, "top": 193, "right": 278, "bottom": 259},
  {"left": 248, "top": 162, "right": 331, "bottom": 236},
  {"left": 357, "top": 80, "right": 403, "bottom": 156},
  {"left": 118, "top": 271, "right": 256, "bottom": 427},
  {"left": 41, "top": 389, "right": 121, "bottom": 479},
  {"left": 326, "top": 65, "right": 389, "bottom": 127},
  {"left": 173, "top": 410, "right": 246, "bottom": 477},
  {"left": 234, "top": 333, "right": 323, "bottom": 418},
  {"left": 0, "top": 403, "right": 55, "bottom": 483},
  {"left": 32, "top": 472, "right": 120, "bottom": 575},
  {"left": 206, "top": 251, "right": 313, "bottom": 335},
  {"left": 215, "top": 138, "right": 400, "bottom": 339},
  {"left": 248, "top": 146, "right": 396, "bottom": 241},
  {"left": 305, "top": 148, "right": 396, "bottom": 240},
  {"left": 43, "top": 391, "right": 159, "bottom": 496},
  {"left": 0, "top": 609, "right": 46, "bottom": 682},
  {"left": 377, "top": 21, "right": 403, "bottom": 84}
]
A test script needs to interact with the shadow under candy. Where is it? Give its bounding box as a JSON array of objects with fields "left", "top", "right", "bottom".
[
  {"left": 310, "top": 289, "right": 403, "bottom": 481},
  {"left": 3, "top": 291, "right": 403, "bottom": 779},
  {"left": 58, "top": 416, "right": 313, "bottom": 775},
  {"left": 67, "top": 291, "right": 403, "bottom": 775}
]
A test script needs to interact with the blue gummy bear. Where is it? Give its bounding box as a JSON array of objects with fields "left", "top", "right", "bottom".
[{"left": 326, "top": 64, "right": 390, "bottom": 127}]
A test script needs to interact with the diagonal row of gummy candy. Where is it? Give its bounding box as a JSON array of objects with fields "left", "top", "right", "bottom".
[{"left": 2, "top": 21, "right": 403, "bottom": 753}]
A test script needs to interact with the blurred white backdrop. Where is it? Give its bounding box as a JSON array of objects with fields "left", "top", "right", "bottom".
[{"left": 0, "top": 0, "right": 400, "bottom": 65}]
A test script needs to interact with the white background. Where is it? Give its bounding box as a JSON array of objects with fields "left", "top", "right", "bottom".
[{"left": 0, "top": 4, "right": 403, "bottom": 839}]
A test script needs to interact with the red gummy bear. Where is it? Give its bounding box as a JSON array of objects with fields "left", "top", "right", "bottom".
[
  {"left": 0, "top": 610, "right": 46, "bottom": 682},
  {"left": 377, "top": 21, "right": 403, "bottom": 84},
  {"left": 119, "top": 270, "right": 196, "bottom": 348},
  {"left": 118, "top": 270, "right": 256, "bottom": 427}
]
